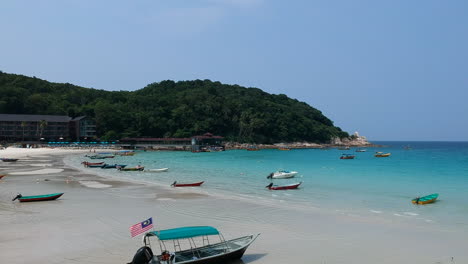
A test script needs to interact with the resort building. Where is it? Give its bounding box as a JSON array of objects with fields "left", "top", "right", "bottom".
[
  {"left": 0, "top": 114, "right": 96, "bottom": 142},
  {"left": 120, "top": 133, "right": 224, "bottom": 151}
]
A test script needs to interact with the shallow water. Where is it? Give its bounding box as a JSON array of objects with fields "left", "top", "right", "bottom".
[{"left": 65, "top": 141, "right": 468, "bottom": 231}]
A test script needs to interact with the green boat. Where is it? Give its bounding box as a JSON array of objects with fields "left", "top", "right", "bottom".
[
  {"left": 12, "top": 193, "right": 64, "bottom": 202},
  {"left": 412, "top": 193, "right": 438, "bottom": 205}
]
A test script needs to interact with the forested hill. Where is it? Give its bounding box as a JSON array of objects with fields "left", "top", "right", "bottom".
[{"left": 0, "top": 71, "right": 349, "bottom": 143}]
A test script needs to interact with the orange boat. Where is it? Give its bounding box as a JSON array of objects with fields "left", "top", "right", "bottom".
[{"left": 375, "top": 152, "right": 391, "bottom": 157}]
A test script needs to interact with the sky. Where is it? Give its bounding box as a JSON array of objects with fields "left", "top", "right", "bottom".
[{"left": 1, "top": 0, "right": 467, "bottom": 141}]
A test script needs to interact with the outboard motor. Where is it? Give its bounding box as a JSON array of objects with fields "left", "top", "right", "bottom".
[
  {"left": 267, "top": 173, "right": 273, "bottom": 179},
  {"left": 127, "top": 246, "right": 154, "bottom": 264},
  {"left": 12, "top": 194, "right": 22, "bottom": 201}
]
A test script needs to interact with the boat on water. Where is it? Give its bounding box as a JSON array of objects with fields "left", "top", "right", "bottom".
[
  {"left": 278, "top": 147, "right": 291, "bottom": 151},
  {"left": 374, "top": 152, "right": 391, "bottom": 157},
  {"left": 82, "top": 161, "right": 105, "bottom": 167},
  {"left": 355, "top": 149, "right": 367, "bottom": 152},
  {"left": 337, "top": 146, "right": 350, "bottom": 150},
  {"left": 146, "top": 168, "right": 169, "bottom": 172},
  {"left": 340, "top": 154, "right": 355, "bottom": 159},
  {"left": 12, "top": 192, "right": 64, "bottom": 202},
  {"left": 86, "top": 155, "right": 115, "bottom": 159},
  {"left": 171, "top": 181, "right": 204, "bottom": 187},
  {"left": 266, "top": 182, "right": 302, "bottom": 190},
  {"left": 267, "top": 170, "right": 298, "bottom": 179},
  {"left": 1, "top": 158, "right": 19, "bottom": 162},
  {"left": 246, "top": 145, "right": 260, "bottom": 151},
  {"left": 412, "top": 193, "right": 439, "bottom": 205},
  {"left": 128, "top": 226, "right": 259, "bottom": 264},
  {"left": 119, "top": 166, "right": 144, "bottom": 171},
  {"left": 101, "top": 164, "right": 127, "bottom": 169}
]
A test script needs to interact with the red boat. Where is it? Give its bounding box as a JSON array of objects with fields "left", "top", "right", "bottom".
[
  {"left": 82, "top": 161, "right": 105, "bottom": 167},
  {"left": 266, "top": 182, "right": 302, "bottom": 190},
  {"left": 0, "top": 174, "right": 6, "bottom": 179},
  {"left": 340, "top": 154, "right": 355, "bottom": 159},
  {"left": 171, "top": 181, "right": 204, "bottom": 187}
]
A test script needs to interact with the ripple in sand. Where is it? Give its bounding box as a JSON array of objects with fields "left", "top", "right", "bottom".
[
  {"left": 29, "top": 164, "right": 53, "bottom": 167},
  {"left": 79, "top": 181, "right": 112, "bottom": 188},
  {"left": 9, "top": 168, "right": 64, "bottom": 175}
]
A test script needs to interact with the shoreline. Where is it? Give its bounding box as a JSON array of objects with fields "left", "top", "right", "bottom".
[{"left": 1, "top": 148, "right": 467, "bottom": 264}]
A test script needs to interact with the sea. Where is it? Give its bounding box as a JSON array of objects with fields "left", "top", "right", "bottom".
[{"left": 65, "top": 141, "right": 468, "bottom": 231}]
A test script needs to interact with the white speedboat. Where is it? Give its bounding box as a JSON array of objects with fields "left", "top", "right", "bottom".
[
  {"left": 146, "top": 168, "right": 169, "bottom": 172},
  {"left": 267, "top": 170, "right": 298, "bottom": 179}
]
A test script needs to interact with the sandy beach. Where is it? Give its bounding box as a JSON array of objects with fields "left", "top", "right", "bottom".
[{"left": 0, "top": 147, "right": 466, "bottom": 264}]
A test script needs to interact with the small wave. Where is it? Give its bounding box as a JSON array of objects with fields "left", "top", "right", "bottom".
[
  {"left": 393, "top": 213, "right": 403, "bottom": 217},
  {"left": 403, "top": 212, "right": 418, "bottom": 216},
  {"left": 370, "top": 210, "right": 382, "bottom": 214},
  {"left": 9, "top": 168, "right": 63, "bottom": 175},
  {"left": 79, "top": 181, "right": 112, "bottom": 188}
]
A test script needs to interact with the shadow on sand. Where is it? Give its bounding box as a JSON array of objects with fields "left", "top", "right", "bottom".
[{"left": 227, "top": 253, "right": 268, "bottom": 264}]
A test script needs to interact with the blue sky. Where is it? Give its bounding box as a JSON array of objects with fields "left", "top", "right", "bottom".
[{"left": 1, "top": 0, "right": 467, "bottom": 141}]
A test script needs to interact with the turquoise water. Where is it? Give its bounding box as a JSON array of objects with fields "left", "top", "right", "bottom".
[{"left": 66, "top": 141, "right": 468, "bottom": 229}]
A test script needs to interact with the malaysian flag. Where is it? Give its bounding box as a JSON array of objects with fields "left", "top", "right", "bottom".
[{"left": 129, "top": 217, "right": 153, "bottom": 237}]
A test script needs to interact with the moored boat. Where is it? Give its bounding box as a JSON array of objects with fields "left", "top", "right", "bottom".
[
  {"left": 267, "top": 170, "right": 298, "bottom": 179},
  {"left": 266, "top": 182, "right": 302, "bottom": 190},
  {"left": 81, "top": 161, "right": 105, "bottom": 167},
  {"left": 412, "top": 193, "right": 439, "bottom": 205},
  {"left": 355, "top": 149, "right": 367, "bottom": 152},
  {"left": 146, "top": 168, "right": 169, "bottom": 172},
  {"left": 12, "top": 192, "right": 64, "bottom": 202},
  {"left": 1, "top": 158, "right": 19, "bottom": 162},
  {"left": 171, "top": 181, "right": 204, "bottom": 187},
  {"left": 375, "top": 152, "right": 391, "bottom": 157},
  {"left": 118, "top": 166, "right": 144, "bottom": 171},
  {"left": 101, "top": 164, "right": 127, "bottom": 169},
  {"left": 340, "top": 154, "right": 355, "bottom": 159},
  {"left": 278, "top": 147, "right": 291, "bottom": 151},
  {"left": 128, "top": 226, "right": 259, "bottom": 264}
]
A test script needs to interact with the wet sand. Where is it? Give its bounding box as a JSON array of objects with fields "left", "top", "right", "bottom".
[{"left": 0, "top": 149, "right": 467, "bottom": 264}]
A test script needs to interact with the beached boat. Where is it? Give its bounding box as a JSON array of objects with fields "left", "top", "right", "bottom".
[
  {"left": 81, "top": 161, "right": 105, "bottom": 167},
  {"left": 1, "top": 158, "right": 19, "bottom": 162},
  {"left": 412, "top": 193, "right": 439, "bottom": 205},
  {"left": 267, "top": 170, "right": 298, "bottom": 179},
  {"left": 146, "top": 168, "right": 169, "bottom": 172},
  {"left": 375, "top": 152, "right": 391, "bottom": 157},
  {"left": 128, "top": 226, "right": 259, "bottom": 264},
  {"left": 0, "top": 174, "right": 6, "bottom": 179},
  {"left": 340, "top": 154, "right": 355, "bottom": 159},
  {"left": 266, "top": 182, "right": 302, "bottom": 190},
  {"left": 12, "top": 192, "right": 64, "bottom": 202},
  {"left": 171, "top": 181, "right": 204, "bottom": 187},
  {"left": 101, "top": 164, "right": 127, "bottom": 169},
  {"left": 118, "top": 166, "right": 144, "bottom": 171}
]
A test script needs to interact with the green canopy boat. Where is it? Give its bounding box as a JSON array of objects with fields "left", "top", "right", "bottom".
[
  {"left": 12, "top": 193, "right": 64, "bottom": 202},
  {"left": 412, "top": 193, "right": 438, "bottom": 205}
]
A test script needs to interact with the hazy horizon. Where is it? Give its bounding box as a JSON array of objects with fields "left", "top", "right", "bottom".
[{"left": 1, "top": 0, "right": 467, "bottom": 141}]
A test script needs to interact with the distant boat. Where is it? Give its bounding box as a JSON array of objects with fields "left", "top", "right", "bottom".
[
  {"left": 118, "top": 166, "right": 144, "bottom": 171},
  {"left": 101, "top": 164, "right": 127, "bottom": 169},
  {"left": 128, "top": 226, "right": 259, "bottom": 264},
  {"left": 412, "top": 193, "right": 438, "bottom": 205},
  {"left": 266, "top": 182, "right": 302, "bottom": 190},
  {"left": 146, "top": 168, "right": 169, "bottom": 172},
  {"left": 267, "top": 170, "right": 298, "bottom": 179},
  {"left": 355, "top": 149, "right": 367, "bottom": 152},
  {"left": 12, "top": 192, "right": 64, "bottom": 202},
  {"left": 340, "top": 154, "right": 355, "bottom": 159},
  {"left": 337, "top": 146, "right": 350, "bottom": 150},
  {"left": 246, "top": 145, "right": 260, "bottom": 151},
  {"left": 1, "top": 158, "right": 18, "bottom": 162},
  {"left": 81, "top": 161, "right": 104, "bottom": 167},
  {"left": 375, "top": 152, "right": 391, "bottom": 157},
  {"left": 0, "top": 174, "right": 6, "bottom": 179},
  {"left": 171, "top": 181, "right": 204, "bottom": 187},
  {"left": 278, "top": 147, "right": 291, "bottom": 151}
]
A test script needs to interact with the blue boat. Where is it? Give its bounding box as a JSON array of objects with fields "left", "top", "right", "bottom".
[
  {"left": 101, "top": 164, "right": 127, "bottom": 169},
  {"left": 128, "top": 226, "right": 259, "bottom": 264}
]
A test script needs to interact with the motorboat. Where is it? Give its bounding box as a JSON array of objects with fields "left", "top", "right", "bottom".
[
  {"left": 266, "top": 182, "right": 302, "bottom": 190},
  {"left": 267, "top": 170, "right": 298, "bottom": 179},
  {"left": 146, "top": 168, "right": 169, "bottom": 172},
  {"left": 171, "top": 181, "right": 204, "bottom": 187},
  {"left": 375, "top": 152, "right": 391, "bottom": 157},
  {"left": 128, "top": 226, "right": 259, "bottom": 264}
]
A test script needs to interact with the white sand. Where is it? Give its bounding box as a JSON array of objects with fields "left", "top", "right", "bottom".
[
  {"left": 8, "top": 168, "right": 64, "bottom": 175},
  {"left": 79, "top": 180, "right": 112, "bottom": 188}
]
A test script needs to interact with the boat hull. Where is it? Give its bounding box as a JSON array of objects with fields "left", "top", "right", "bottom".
[
  {"left": 375, "top": 153, "right": 391, "bottom": 157},
  {"left": 268, "top": 182, "right": 301, "bottom": 190},
  {"left": 412, "top": 193, "right": 439, "bottom": 205},
  {"left": 18, "top": 193, "right": 64, "bottom": 202},
  {"left": 340, "top": 156, "right": 355, "bottom": 159},
  {"left": 1, "top": 158, "right": 18, "bottom": 162},
  {"left": 147, "top": 168, "right": 169, "bottom": 172},
  {"left": 172, "top": 181, "right": 204, "bottom": 187}
]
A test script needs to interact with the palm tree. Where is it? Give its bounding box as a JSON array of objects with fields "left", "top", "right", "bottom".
[
  {"left": 39, "top": 120, "right": 48, "bottom": 139},
  {"left": 21, "top": 121, "right": 26, "bottom": 141}
]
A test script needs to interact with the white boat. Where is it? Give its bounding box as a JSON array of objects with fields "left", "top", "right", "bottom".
[
  {"left": 267, "top": 170, "right": 298, "bottom": 179},
  {"left": 146, "top": 168, "right": 169, "bottom": 172}
]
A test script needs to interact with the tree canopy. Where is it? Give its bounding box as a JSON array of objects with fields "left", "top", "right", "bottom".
[{"left": 0, "top": 71, "right": 349, "bottom": 143}]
